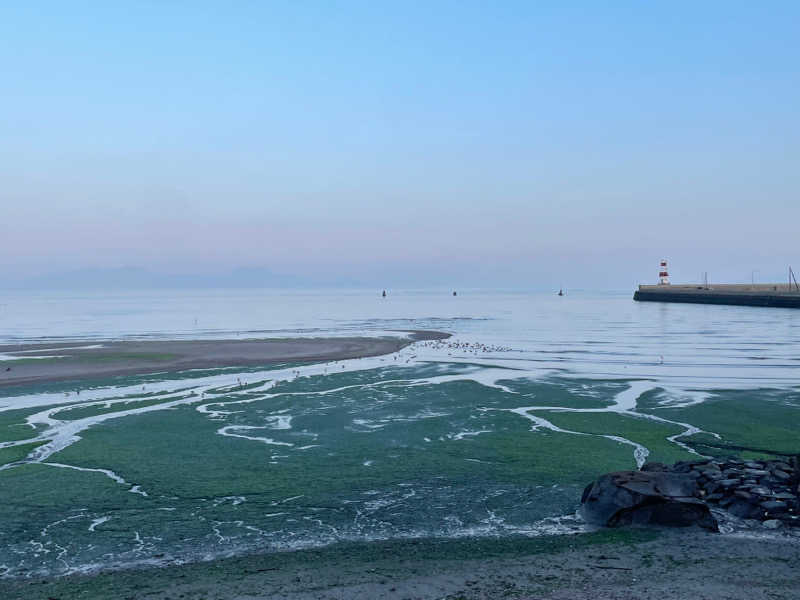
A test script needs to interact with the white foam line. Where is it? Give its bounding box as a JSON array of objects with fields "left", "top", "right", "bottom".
[
  {"left": 44, "top": 463, "right": 149, "bottom": 496},
  {"left": 0, "top": 354, "right": 67, "bottom": 361},
  {"left": 88, "top": 517, "right": 110, "bottom": 532},
  {"left": 7, "top": 344, "right": 105, "bottom": 354},
  {"left": 130, "top": 485, "right": 148, "bottom": 497},
  {"left": 132, "top": 531, "right": 144, "bottom": 552},
  {"left": 607, "top": 380, "right": 657, "bottom": 412},
  {"left": 450, "top": 430, "right": 492, "bottom": 440},
  {"left": 0, "top": 437, "right": 41, "bottom": 450},
  {"left": 604, "top": 435, "right": 650, "bottom": 467},
  {"left": 40, "top": 513, "right": 84, "bottom": 538},
  {"left": 279, "top": 495, "right": 304, "bottom": 504},
  {"left": 404, "top": 369, "right": 524, "bottom": 394},
  {"left": 266, "top": 415, "right": 292, "bottom": 430},
  {"left": 45, "top": 462, "right": 127, "bottom": 485},
  {"left": 217, "top": 425, "right": 293, "bottom": 447}
]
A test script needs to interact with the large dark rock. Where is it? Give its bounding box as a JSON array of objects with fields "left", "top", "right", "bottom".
[
  {"left": 728, "top": 499, "right": 759, "bottom": 519},
  {"left": 640, "top": 462, "right": 668, "bottom": 472},
  {"left": 772, "top": 470, "right": 792, "bottom": 481},
  {"left": 718, "top": 478, "right": 742, "bottom": 488},
  {"left": 672, "top": 460, "right": 709, "bottom": 473},
  {"left": 580, "top": 470, "right": 719, "bottom": 531},
  {"left": 760, "top": 500, "right": 788, "bottom": 513}
]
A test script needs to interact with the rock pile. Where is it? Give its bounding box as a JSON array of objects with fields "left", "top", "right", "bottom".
[
  {"left": 656, "top": 457, "right": 799, "bottom": 528},
  {"left": 581, "top": 469, "right": 719, "bottom": 531},
  {"left": 581, "top": 457, "right": 799, "bottom": 530}
]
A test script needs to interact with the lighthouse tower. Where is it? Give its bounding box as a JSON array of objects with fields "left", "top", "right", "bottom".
[{"left": 658, "top": 259, "right": 670, "bottom": 285}]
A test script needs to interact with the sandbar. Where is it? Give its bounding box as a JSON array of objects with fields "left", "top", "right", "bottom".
[{"left": 0, "top": 331, "right": 449, "bottom": 388}]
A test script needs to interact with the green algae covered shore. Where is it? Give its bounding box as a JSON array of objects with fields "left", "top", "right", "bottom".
[{"left": 1, "top": 333, "right": 799, "bottom": 599}]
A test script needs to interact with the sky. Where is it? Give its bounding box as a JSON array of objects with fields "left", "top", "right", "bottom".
[{"left": 1, "top": 1, "right": 799, "bottom": 289}]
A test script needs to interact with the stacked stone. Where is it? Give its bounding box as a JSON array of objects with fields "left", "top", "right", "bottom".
[{"left": 642, "top": 457, "right": 799, "bottom": 529}]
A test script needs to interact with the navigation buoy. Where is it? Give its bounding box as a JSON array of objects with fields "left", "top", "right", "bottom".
[
  {"left": 382, "top": 290, "right": 387, "bottom": 298},
  {"left": 453, "top": 291, "right": 457, "bottom": 296}
]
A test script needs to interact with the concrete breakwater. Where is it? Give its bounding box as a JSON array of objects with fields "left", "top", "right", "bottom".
[{"left": 633, "top": 284, "right": 800, "bottom": 308}]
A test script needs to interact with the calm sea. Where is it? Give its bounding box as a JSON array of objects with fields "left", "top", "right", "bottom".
[{"left": 2, "top": 288, "right": 799, "bottom": 392}]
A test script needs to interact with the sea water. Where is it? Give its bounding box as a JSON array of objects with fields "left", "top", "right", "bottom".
[{"left": 0, "top": 289, "right": 798, "bottom": 577}]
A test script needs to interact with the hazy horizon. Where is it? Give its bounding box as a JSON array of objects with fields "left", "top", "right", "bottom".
[
  {"left": 2, "top": 2, "right": 798, "bottom": 289},
  {"left": 4, "top": 262, "right": 800, "bottom": 292}
]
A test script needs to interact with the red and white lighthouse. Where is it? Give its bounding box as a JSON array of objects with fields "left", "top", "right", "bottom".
[{"left": 658, "top": 259, "right": 670, "bottom": 285}]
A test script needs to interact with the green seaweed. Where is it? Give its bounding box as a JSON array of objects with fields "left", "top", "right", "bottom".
[
  {"left": 50, "top": 393, "right": 197, "bottom": 421},
  {"left": 0, "top": 440, "right": 46, "bottom": 466},
  {"left": 496, "top": 376, "right": 629, "bottom": 409},
  {"left": 641, "top": 389, "right": 800, "bottom": 455},
  {"left": 0, "top": 405, "right": 56, "bottom": 443},
  {"left": 533, "top": 410, "right": 698, "bottom": 464}
]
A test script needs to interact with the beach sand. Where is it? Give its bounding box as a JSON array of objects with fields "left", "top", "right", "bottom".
[
  {"left": 0, "top": 331, "right": 448, "bottom": 388},
  {"left": 1, "top": 528, "right": 797, "bottom": 599}
]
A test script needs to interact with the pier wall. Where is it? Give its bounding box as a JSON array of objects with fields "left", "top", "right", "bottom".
[{"left": 633, "top": 284, "right": 800, "bottom": 309}]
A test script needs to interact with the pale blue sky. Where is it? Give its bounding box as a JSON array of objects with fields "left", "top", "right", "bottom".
[{"left": 1, "top": 2, "right": 798, "bottom": 288}]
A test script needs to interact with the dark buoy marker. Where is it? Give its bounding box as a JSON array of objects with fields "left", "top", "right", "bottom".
[
  {"left": 453, "top": 291, "right": 457, "bottom": 296},
  {"left": 382, "top": 290, "right": 387, "bottom": 298},
  {"left": 558, "top": 288, "right": 564, "bottom": 296}
]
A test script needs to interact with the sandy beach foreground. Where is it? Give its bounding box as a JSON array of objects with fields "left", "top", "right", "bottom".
[
  {"left": 1, "top": 528, "right": 797, "bottom": 599},
  {"left": 0, "top": 331, "right": 448, "bottom": 388}
]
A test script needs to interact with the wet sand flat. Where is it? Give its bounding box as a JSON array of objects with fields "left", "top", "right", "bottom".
[
  {"left": 0, "top": 331, "right": 448, "bottom": 388},
  {"left": 1, "top": 528, "right": 797, "bottom": 599}
]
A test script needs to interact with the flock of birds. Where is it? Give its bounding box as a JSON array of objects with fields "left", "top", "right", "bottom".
[{"left": 414, "top": 339, "right": 513, "bottom": 355}]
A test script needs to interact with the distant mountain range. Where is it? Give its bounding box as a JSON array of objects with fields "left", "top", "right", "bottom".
[{"left": 3, "top": 266, "right": 362, "bottom": 290}]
